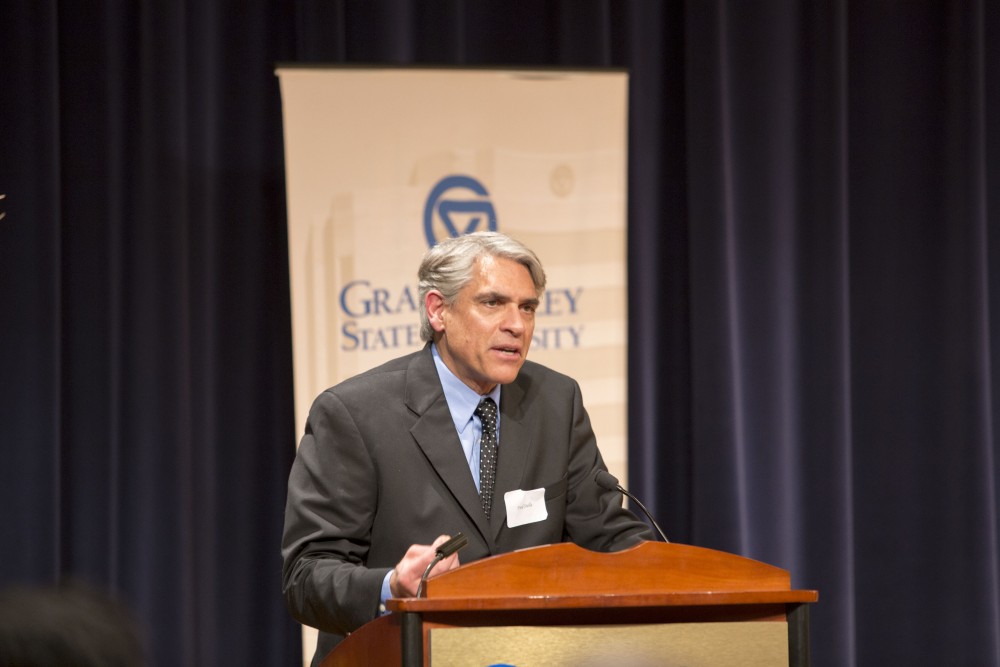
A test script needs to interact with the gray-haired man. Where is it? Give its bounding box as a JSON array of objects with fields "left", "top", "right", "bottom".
[{"left": 281, "top": 231, "right": 651, "bottom": 665}]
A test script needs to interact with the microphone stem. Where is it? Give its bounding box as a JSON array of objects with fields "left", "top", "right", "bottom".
[
  {"left": 618, "top": 485, "right": 670, "bottom": 543},
  {"left": 417, "top": 553, "right": 444, "bottom": 598}
]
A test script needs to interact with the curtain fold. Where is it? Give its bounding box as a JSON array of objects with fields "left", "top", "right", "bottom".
[
  {"left": 3, "top": 1, "right": 1000, "bottom": 665},
  {"left": 1, "top": 2, "right": 302, "bottom": 665}
]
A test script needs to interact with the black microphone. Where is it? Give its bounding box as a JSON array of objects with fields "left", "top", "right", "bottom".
[
  {"left": 417, "top": 532, "right": 468, "bottom": 597},
  {"left": 434, "top": 531, "right": 468, "bottom": 558},
  {"left": 595, "top": 470, "right": 670, "bottom": 543}
]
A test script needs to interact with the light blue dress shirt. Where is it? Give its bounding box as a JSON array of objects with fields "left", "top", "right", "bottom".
[{"left": 431, "top": 343, "right": 503, "bottom": 492}]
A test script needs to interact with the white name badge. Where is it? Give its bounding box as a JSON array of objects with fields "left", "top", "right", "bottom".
[{"left": 504, "top": 487, "right": 548, "bottom": 528}]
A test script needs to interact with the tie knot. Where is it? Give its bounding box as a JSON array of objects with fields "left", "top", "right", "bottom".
[{"left": 475, "top": 397, "right": 497, "bottom": 423}]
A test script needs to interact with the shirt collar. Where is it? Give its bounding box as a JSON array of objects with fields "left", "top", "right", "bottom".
[{"left": 432, "top": 343, "right": 502, "bottom": 435}]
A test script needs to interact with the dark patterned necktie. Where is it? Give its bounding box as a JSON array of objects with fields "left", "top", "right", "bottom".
[{"left": 475, "top": 398, "right": 498, "bottom": 519}]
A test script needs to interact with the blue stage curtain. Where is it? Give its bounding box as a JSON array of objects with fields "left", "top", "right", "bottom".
[{"left": 2, "top": 1, "right": 998, "bottom": 665}]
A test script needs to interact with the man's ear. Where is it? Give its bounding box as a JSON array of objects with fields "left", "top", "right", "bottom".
[{"left": 425, "top": 290, "right": 447, "bottom": 333}]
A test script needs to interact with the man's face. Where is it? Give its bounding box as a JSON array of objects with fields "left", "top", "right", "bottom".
[{"left": 427, "top": 255, "right": 539, "bottom": 395}]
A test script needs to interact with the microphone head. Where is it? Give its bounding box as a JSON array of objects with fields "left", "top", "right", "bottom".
[
  {"left": 435, "top": 532, "right": 468, "bottom": 558},
  {"left": 594, "top": 470, "right": 621, "bottom": 491}
]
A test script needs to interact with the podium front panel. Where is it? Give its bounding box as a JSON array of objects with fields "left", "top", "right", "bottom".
[{"left": 427, "top": 621, "right": 789, "bottom": 666}]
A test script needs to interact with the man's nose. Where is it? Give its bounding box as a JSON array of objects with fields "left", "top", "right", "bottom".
[{"left": 500, "top": 304, "right": 526, "bottom": 334}]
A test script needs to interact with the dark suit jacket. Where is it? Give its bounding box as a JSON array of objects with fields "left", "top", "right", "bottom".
[{"left": 281, "top": 345, "right": 651, "bottom": 664}]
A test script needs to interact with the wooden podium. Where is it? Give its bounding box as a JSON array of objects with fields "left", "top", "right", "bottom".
[{"left": 321, "top": 541, "right": 818, "bottom": 667}]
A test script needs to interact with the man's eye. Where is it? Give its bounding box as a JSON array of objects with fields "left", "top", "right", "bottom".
[{"left": 521, "top": 304, "right": 536, "bottom": 314}]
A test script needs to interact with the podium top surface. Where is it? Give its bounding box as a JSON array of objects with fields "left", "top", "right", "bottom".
[{"left": 389, "top": 541, "right": 818, "bottom": 613}]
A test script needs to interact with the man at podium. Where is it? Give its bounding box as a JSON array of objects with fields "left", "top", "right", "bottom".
[{"left": 281, "top": 232, "right": 653, "bottom": 665}]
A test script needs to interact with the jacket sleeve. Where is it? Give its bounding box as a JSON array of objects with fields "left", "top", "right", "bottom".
[
  {"left": 280, "top": 390, "right": 392, "bottom": 635},
  {"left": 561, "top": 378, "right": 655, "bottom": 551}
]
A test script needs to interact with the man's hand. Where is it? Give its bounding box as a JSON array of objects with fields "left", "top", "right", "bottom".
[{"left": 389, "top": 534, "right": 462, "bottom": 598}]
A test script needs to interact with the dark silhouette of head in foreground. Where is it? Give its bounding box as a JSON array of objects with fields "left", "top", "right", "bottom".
[{"left": 0, "top": 582, "right": 146, "bottom": 667}]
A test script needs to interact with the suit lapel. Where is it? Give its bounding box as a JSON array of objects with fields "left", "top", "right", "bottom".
[
  {"left": 491, "top": 379, "right": 531, "bottom": 538},
  {"left": 405, "top": 348, "right": 492, "bottom": 545}
]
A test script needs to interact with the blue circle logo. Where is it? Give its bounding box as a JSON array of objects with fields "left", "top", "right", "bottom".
[{"left": 423, "top": 175, "right": 497, "bottom": 247}]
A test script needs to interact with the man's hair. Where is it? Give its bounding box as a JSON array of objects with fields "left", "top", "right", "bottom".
[{"left": 418, "top": 231, "right": 547, "bottom": 342}]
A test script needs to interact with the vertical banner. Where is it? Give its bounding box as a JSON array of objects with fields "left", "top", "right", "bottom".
[{"left": 277, "top": 67, "right": 628, "bottom": 662}]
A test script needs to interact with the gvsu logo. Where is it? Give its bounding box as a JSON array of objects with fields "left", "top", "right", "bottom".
[{"left": 423, "top": 175, "right": 497, "bottom": 248}]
